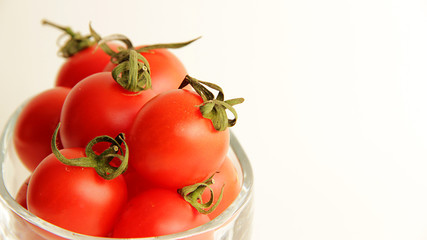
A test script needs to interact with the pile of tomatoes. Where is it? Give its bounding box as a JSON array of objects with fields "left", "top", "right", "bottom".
[{"left": 12, "top": 20, "right": 243, "bottom": 239}]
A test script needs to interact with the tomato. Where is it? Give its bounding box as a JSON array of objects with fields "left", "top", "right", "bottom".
[
  {"left": 27, "top": 148, "right": 127, "bottom": 237},
  {"left": 104, "top": 47, "right": 187, "bottom": 95},
  {"left": 43, "top": 20, "right": 121, "bottom": 89},
  {"left": 55, "top": 43, "right": 120, "bottom": 88},
  {"left": 202, "top": 156, "right": 241, "bottom": 219},
  {"left": 128, "top": 89, "right": 229, "bottom": 189},
  {"left": 112, "top": 188, "right": 210, "bottom": 239},
  {"left": 15, "top": 177, "right": 47, "bottom": 240},
  {"left": 15, "top": 176, "right": 30, "bottom": 209},
  {"left": 122, "top": 166, "right": 154, "bottom": 200},
  {"left": 59, "top": 72, "right": 152, "bottom": 151},
  {"left": 13, "top": 87, "right": 70, "bottom": 171}
]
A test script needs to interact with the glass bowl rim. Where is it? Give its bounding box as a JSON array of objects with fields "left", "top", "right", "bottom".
[{"left": 0, "top": 101, "right": 254, "bottom": 240}]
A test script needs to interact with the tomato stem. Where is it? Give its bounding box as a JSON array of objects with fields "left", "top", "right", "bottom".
[
  {"left": 177, "top": 174, "right": 224, "bottom": 215},
  {"left": 42, "top": 19, "right": 94, "bottom": 58},
  {"left": 51, "top": 124, "right": 128, "bottom": 180},
  {"left": 135, "top": 36, "right": 201, "bottom": 53},
  {"left": 110, "top": 49, "right": 152, "bottom": 92},
  {"left": 179, "top": 75, "right": 244, "bottom": 131},
  {"left": 89, "top": 25, "right": 200, "bottom": 92}
]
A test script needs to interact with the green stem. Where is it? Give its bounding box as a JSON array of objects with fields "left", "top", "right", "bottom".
[
  {"left": 42, "top": 19, "right": 76, "bottom": 37},
  {"left": 177, "top": 174, "right": 224, "bottom": 215},
  {"left": 136, "top": 36, "right": 201, "bottom": 53},
  {"left": 89, "top": 24, "right": 132, "bottom": 58},
  {"left": 88, "top": 26, "right": 200, "bottom": 92},
  {"left": 42, "top": 19, "right": 94, "bottom": 58},
  {"left": 51, "top": 123, "right": 128, "bottom": 180},
  {"left": 179, "top": 75, "right": 244, "bottom": 131},
  {"left": 111, "top": 49, "right": 151, "bottom": 92}
]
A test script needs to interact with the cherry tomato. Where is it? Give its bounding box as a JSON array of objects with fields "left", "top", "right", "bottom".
[
  {"left": 15, "top": 177, "right": 48, "bottom": 240},
  {"left": 55, "top": 43, "right": 120, "bottom": 88},
  {"left": 122, "top": 166, "right": 154, "bottom": 200},
  {"left": 202, "top": 156, "right": 241, "bottom": 219},
  {"left": 59, "top": 72, "right": 152, "bottom": 151},
  {"left": 27, "top": 148, "right": 127, "bottom": 237},
  {"left": 128, "top": 89, "right": 229, "bottom": 189},
  {"left": 112, "top": 188, "right": 210, "bottom": 239},
  {"left": 104, "top": 48, "right": 187, "bottom": 95},
  {"left": 15, "top": 176, "right": 30, "bottom": 209},
  {"left": 13, "top": 87, "right": 70, "bottom": 171}
]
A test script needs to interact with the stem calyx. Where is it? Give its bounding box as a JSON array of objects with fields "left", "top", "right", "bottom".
[
  {"left": 89, "top": 24, "right": 200, "bottom": 92},
  {"left": 178, "top": 174, "right": 224, "bottom": 215},
  {"left": 179, "top": 75, "right": 244, "bottom": 131},
  {"left": 42, "top": 19, "right": 94, "bottom": 58},
  {"left": 51, "top": 123, "right": 128, "bottom": 180}
]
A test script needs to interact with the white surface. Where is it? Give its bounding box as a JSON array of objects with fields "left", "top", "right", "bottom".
[{"left": 1, "top": 0, "right": 427, "bottom": 239}]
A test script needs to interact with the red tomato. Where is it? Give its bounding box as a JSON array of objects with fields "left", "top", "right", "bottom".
[
  {"left": 128, "top": 89, "right": 229, "bottom": 189},
  {"left": 15, "top": 176, "right": 30, "bottom": 209},
  {"left": 56, "top": 43, "right": 120, "bottom": 88},
  {"left": 15, "top": 177, "right": 47, "bottom": 240},
  {"left": 13, "top": 87, "right": 70, "bottom": 171},
  {"left": 27, "top": 148, "right": 127, "bottom": 237},
  {"left": 112, "top": 188, "right": 210, "bottom": 239},
  {"left": 122, "top": 166, "right": 154, "bottom": 200},
  {"left": 104, "top": 48, "right": 187, "bottom": 95},
  {"left": 59, "top": 72, "right": 152, "bottom": 151},
  {"left": 202, "top": 156, "right": 241, "bottom": 219}
]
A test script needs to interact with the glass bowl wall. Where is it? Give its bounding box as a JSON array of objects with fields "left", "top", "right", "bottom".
[{"left": 0, "top": 103, "right": 254, "bottom": 240}]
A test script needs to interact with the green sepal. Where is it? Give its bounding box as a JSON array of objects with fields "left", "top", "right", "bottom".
[
  {"left": 42, "top": 19, "right": 94, "bottom": 58},
  {"left": 51, "top": 123, "right": 128, "bottom": 180},
  {"left": 111, "top": 49, "right": 151, "bottom": 92},
  {"left": 180, "top": 75, "right": 244, "bottom": 131},
  {"left": 178, "top": 174, "right": 224, "bottom": 215}
]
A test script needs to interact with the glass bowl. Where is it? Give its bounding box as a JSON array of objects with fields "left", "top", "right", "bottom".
[{"left": 0, "top": 102, "right": 254, "bottom": 240}]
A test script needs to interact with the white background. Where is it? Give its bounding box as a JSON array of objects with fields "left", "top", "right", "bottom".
[{"left": 1, "top": 0, "right": 427, "bottom": 239}]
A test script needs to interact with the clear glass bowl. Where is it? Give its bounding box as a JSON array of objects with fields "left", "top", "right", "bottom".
[{"left": 0, "top": 103, "right": 254, "bottom": 240}]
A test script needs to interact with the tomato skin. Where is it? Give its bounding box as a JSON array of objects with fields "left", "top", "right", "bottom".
[
  {"left": 203, "top": 156, "right": 241, "bottom": 219},
  {"left": 13, "top": 87, "right": 70, "bottom": 171},
  {"left": 55, "top": 43, "right": 119, "bottom": 88},
  {"left": 122, "top": 166, "right": 154, "bottom": 200},
  {"left": 59, "top": 72, "right": 153, "bottom": 150},
  {"left": 27, "top": 148, "right": 127, "bottom": 237},
  {"left": 15, "top": 176, "right": 30, "bottom": 209},
  {"left": 104, "top": 48, "right": 187, "bottom": 95},
  {"left": 128, "top": 89, "right": 229, "bottom": 189},
  {"left": 112, "top": 188, "right": 209, "bottom": 238}
]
